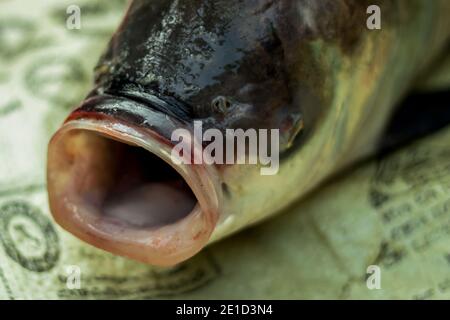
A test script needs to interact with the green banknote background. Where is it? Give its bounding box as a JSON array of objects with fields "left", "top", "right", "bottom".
[{"left": 0, "top": 0, "right": 450, "bottom": 299}]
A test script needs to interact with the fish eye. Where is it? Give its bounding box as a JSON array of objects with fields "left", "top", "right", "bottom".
[{"left": 211, "top": 96, "right": 231, "bottom": 112}]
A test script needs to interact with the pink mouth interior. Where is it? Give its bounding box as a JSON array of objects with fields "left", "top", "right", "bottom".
[
  {"left": 56, "top": 129, "right": 199, "bottom": 231},
  {"left": 93, "top": 138, "right": 197, "bottom": 229},
  {"left": 48, "top": 120, "right": 219, "bottom": 266}
]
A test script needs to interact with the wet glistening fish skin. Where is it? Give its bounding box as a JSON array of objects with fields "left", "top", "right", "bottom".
[{"left": 47, "top": 0, "right": 450, "bottom": 265}]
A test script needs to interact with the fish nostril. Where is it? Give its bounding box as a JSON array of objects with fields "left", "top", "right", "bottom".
[{"left": 211, "top": 96, "right": 231, "bottom": 113}]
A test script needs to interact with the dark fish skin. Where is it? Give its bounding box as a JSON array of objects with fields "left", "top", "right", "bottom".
[
  {"left": 74, "top": 0, "right": 438, "bottom": 151},
  {"left": 47, "top": 0, "right": 450, "bottom": 265},
  {"left": 82, "top": 0, "right": 376, "bottom": 149}
]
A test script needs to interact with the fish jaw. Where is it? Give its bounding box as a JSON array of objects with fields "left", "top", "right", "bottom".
[{"left": 47, "top": 108, "right": 221, "bottom": 266}]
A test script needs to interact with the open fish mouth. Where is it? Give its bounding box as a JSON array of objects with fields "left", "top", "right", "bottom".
[{"left": 47, "top": 96, "right": 220, "bottom": 266}]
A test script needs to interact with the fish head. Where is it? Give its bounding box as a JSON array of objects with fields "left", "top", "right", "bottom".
[
  {"left": 94, "top": 0, "right": 320, "bottom": 147},
  {"left": 47, "top": 0, "right": 421, "bottom": 266}
]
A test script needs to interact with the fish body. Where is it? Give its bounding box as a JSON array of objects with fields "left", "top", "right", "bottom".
[{"left": 47, "top": 0, "right": 450, "bottom": 265}]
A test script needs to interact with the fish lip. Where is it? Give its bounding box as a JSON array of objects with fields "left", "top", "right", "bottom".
[
  {"left": 67, "top": 93, "right": 190, "bottom": 140},
  {"left": 47, "top": 105, "right": 222, "bottom": 266}
]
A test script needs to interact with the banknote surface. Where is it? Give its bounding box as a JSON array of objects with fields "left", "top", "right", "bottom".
[{"left": 0, "top": 0, "right": 450, "bottom": 299}]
